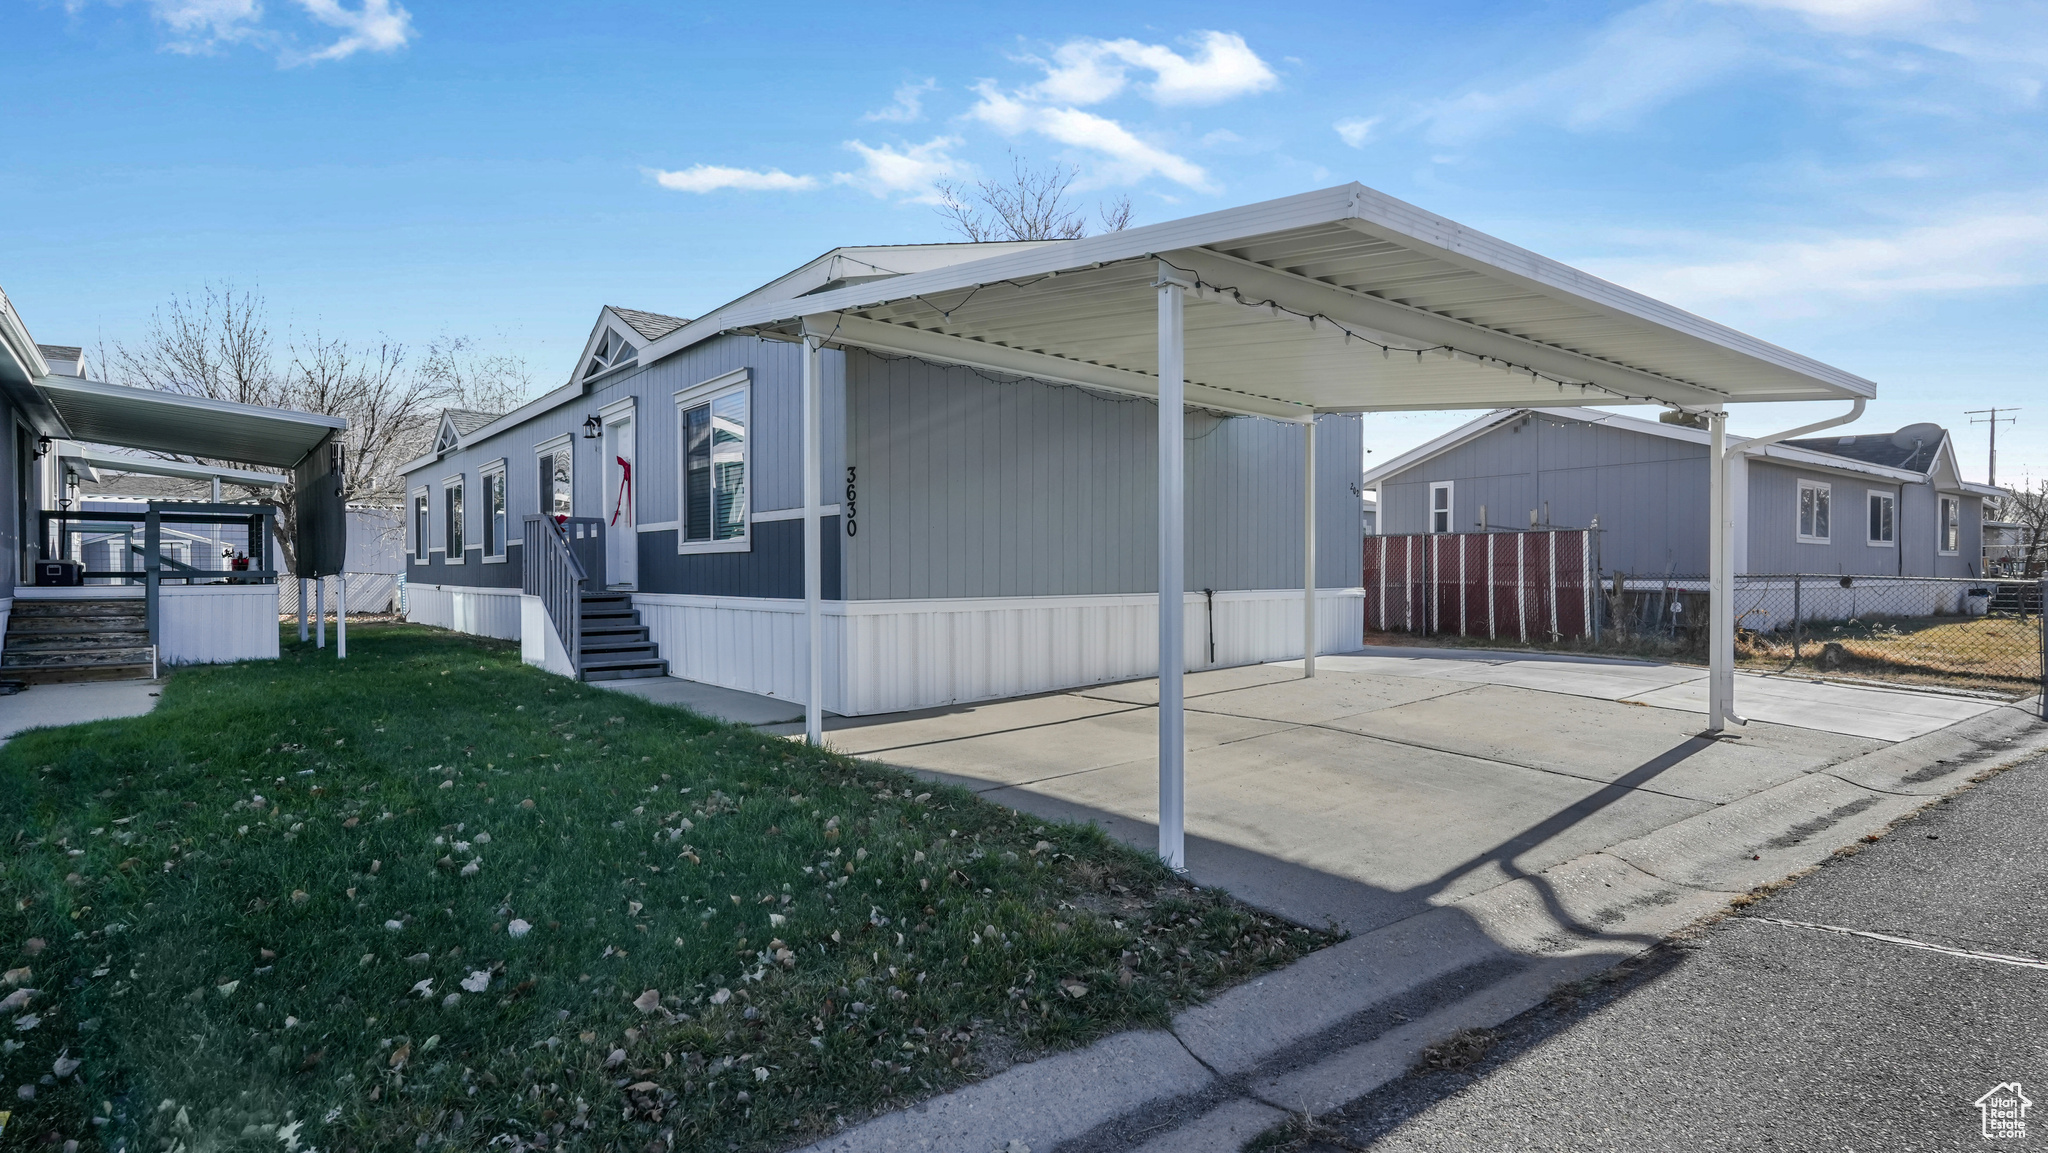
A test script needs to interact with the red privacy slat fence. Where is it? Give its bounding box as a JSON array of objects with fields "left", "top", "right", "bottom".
[{"left": 1363, "top": 530, "right": 1597, "bottom": 641}]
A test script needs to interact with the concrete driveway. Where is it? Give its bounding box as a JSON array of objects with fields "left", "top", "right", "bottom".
[{"left": 786, "top": 648, "right": 2004, "bottom": 936}]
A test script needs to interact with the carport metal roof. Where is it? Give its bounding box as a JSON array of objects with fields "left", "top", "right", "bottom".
[
  {"left": 36, "top": 374, "right": 346, "bottom": 470},
  {"left": 59, "top": 444, "right": 288, "bottom": 488},
  {"left": 743, "top": 183, "right": 1877, "bottom": 874},
  {"left": 675, "top": 183, "right": 1873, "bottom": 419}
]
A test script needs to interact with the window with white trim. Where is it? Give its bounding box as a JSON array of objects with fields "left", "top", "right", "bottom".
[
  {"left": 536, "top": 441, "right": 572, "bottom": 521},
  {"left": 1867, "top": 490, "right": 1894, "bottom": 547},
  {"left": 677, "top": 375, "right": 749, "bottom": 549},
  {"left": 481, "top": 462, "right": 508, "bottom": 561},
  {"left": 1939, "top": 496, "right": 1959, "bottom": 555},
  {"left": 1797, "top": 480, "right": 1830, "bottom": 543},
  {"left": 1427, "top": 481, "right": 1453, "bottom": 534},
  {"left": 411, "top": 488, "right": 429, "bottom": 564},
  {"left": 443, "top": 476, "right": 466, "bottom": 562}
]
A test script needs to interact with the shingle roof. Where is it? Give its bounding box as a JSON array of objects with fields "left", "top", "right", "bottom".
[
  {"left": 36, "top": 344, "right": 83, "bottom": 361},
  {"left": 608, "top": 307, "right": 691, "bottom": 342},
  {"left": 1784, "top": 427, "right": 1944, "bottom": 473},
  {"left": 445, "top": 409, "right": 502, "bottom": 436}
]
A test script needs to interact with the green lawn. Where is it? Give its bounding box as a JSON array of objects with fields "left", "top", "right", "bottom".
[{"left": 0, "top": 625, "right": 1328, "bottom": 1152}]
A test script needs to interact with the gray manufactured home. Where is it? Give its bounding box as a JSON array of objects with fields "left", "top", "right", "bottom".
[
  {"left": 1363, "top": 406, "right": 2003, "bottom": 580},
  {"left": 400, "top": 244, "right": 1363, "bottom": 715}
]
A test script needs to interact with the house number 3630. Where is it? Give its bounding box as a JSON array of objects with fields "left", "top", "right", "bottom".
[{"left": 844, "top": 466, "right": 857, "bottom": 536}]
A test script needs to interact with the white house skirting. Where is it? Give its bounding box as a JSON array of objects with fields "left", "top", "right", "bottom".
[
  {"left": 406, "top": 584, "right": 522, "bottom": 641},
  {"left": 12, "top": 585, "right": 277, "bottom": 665},
  {"left": 634, "top": 588, "right": 1364, "bottom": 717},
  {"left": 159, "top": 584, "right": 281, "bottom": 665},
  {"left": 407, "top": 584, "right": 1364, "bottom": 716}
]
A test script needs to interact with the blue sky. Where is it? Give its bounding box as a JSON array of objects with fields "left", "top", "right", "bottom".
[{"left": 8, "top": 0, "right": 2048, "bottom": 483}]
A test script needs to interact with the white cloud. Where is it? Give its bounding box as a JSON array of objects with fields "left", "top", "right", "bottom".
[
  {"left": 1408, "top": 2, "right": 1756, "bottom": 144},
  {"left": 134, "top": 0, "right": 264, "bottom": 52},
  {"left": 833, "top": 136, "right": 964, "bottom": 202},
  {"left": 1585, "top": 195, "right": 2048, "bottom": 317},
  {"left": 863, "top": 79, "right": 937, "bottom": 123},
  {"left": 1025, "top": 31, "right": 1278, "bottom": 107},
  {"left": 1709, "top": 0, "right": 1956, "bottom": 32},
  {"left": 970, "top": 82, "right": 1213, "bottom": 191},
  {"left": 290, "top": 0, "right": 411, "bottom": 62},
  {"left": 81, "top": 0, "right": 410, "bottom": 60},
  {"left": 649, "top": 165, "right": 820, "bottom": 193},
  {"left": 1334, "top": 116, "right": 1382, "bottom": 148}
]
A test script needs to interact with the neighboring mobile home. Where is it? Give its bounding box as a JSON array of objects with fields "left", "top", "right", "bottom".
[
  {"left": 0, "top": 287, "right": 350, "bottom": 677},
  {"left": 1362, "top": 406, "right": 2004, "bottom": 579},
  {"left": 401, "top": 245, "right": 1364, "bottom": 716}
]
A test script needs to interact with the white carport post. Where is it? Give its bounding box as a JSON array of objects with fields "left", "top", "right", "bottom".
[
  {"left": 1707, "top": 411, "right": 1733, "bottom": 734},
  {"left": 1302, "top": 419, "right": 1317, "bottom": 678},
  {"left": 298, "top": 577, "right": 308, "bottom": 642},
  {"left": 336, "top": 574, "right": 347, "bottom": 659},
  {"left": 801, "top": 330, "right": 825, "bottom": 747},
  {"left": 1156, "top": 262, "right": 1191, "bottom": 872},
  {"left": 316, "top": 577, "right": 326, "bottom": 649}
]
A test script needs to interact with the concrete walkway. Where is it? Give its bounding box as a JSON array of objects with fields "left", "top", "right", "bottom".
[
  {"left": 0, "top": 678, "right": 162, "bottom": 742},
  {"left": 732, "top": 651, "right": 2046, "bottom": 1153}
]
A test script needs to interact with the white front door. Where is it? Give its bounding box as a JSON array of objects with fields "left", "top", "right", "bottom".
[{"left": 602, "top": 412, "right": 637, "bottom": 589}]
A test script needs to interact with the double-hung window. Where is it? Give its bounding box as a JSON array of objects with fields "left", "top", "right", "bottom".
[
  {"left": 1797, "top": 480, "right": 1831, "bottom": 544},
  {"left": 481, "top": 462, "right": 508, "bottom": 561},
  {"left": 443, "top": 476, "right": 466, "bottom": 563},
  {"left": 1427, "top": 481, "right": 1453, "bottom": 534},
  {"left": 536, "top": 440, "right": 573, "bottom": 522},
  {"left": 676, "top": 370, "right": 750, "bottom": 551},
  {"left": 1867, "top": 490, "right": 1895, "bottom": 547},
  {"left": 1939, "top": 497, "right": 1960, "bottom": 555},
  {"left": 411, "top": 488, "right": 429, "bottom": 564}
]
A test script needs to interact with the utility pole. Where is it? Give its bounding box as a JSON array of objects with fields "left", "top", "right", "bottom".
[{"left": 1966, "top": 407, "right": 2019, "bottom": 486}]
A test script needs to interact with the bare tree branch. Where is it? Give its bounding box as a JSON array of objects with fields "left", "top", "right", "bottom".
[
  {"left": 105, "top": 285, "right": 535, "bottom": 571},
  {"left": 934, "top": 153, "right": 1135, "bottom": 242}
]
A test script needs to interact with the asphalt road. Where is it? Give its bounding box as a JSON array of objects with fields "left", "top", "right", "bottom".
[{"left": 1297, "top": 751, "right": 2048, "bottom": 1153}]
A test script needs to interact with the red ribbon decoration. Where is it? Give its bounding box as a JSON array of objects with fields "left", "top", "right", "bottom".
[{"left": 611, "top": 456, "right": 632, "bottom": 526}]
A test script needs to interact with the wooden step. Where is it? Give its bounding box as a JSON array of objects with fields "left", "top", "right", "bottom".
[
  {"left": 5, "top": 632, "right": 151, "bottom": 654},
  {"left": 8, "top": 606, "right": 146, "bottom": 622}
]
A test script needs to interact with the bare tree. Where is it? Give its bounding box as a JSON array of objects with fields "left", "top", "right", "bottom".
[
  {"left": 935, "top": 154, "right": 1135, "bottom": 242},
  {"left": 106, "top": 286, "right": 535, "bottom": 571},
  {"left": 2003, "top": 478, "right": 2048, "bottom": 575}
]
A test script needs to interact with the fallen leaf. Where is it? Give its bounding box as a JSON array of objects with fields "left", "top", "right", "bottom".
[
  {"left": 51, "top": 1052, "right": 80, "bottom": 1077},
  {"left": 388, "top": 1041, "right": 410, "bottom": 1068},
  {"left": 632, "top": 989, "right": 661, "bottom": 1013},
  {"left": 2, "top": 968, "right": 29, "bottom": 988},
  {"left": 410, "top": 979, "right": 434, "bottom": 998},
  {"left": 21, "top": 940, "right": 44, "bottom": 957},
  {"left": 603, "top": 1048, "right": 626, "bottom": 1069},
  {"left": 460, "top": 970, "right": 491, "bottom": 993},
  {"left": 0, "top": 990, "right": 31, "bottom": 1012},
  {"left": 709, "top": 988, "right": 731, "bottom": 1005},
  {"left": 507, "top": 919, "right": 532, "bottom": 939}
]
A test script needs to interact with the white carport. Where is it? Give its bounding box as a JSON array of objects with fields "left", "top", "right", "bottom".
[{"left": 687, "top": 183, "right": 1875, "bottom": 870}]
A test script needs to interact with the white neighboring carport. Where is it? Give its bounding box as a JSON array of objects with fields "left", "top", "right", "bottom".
[{"left": 655, "top": 183, "right": 1875, "bottom": 870}]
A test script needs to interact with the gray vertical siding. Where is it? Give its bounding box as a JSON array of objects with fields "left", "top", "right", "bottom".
[
  {"left": 840, "top": 350, "right": 1362, "bottom": 599},
  {"left": 1377, "top": 415, "right": 1990, "bottom": 579},
  {"left": 1747, "top": 460, "right": 1915, "bottom": 577},
  {"left": 1376, "top": 414, "right": 1710, "bottom": 575}
]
